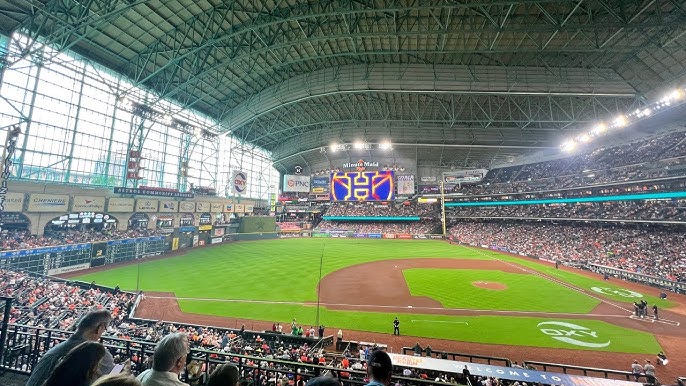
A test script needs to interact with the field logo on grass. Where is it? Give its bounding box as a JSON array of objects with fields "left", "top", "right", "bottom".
[
  {"left": 537, "top": 321, "right": 610, "bottom": 348},
  {"left": 591, "top": 287, "right": 642, "bottom": 298}
]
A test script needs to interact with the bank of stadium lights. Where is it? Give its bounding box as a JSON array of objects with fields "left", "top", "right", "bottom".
[
  {"left": 561, "top": 86, "right": 686, "bottom": 152},
  {"left": 379, "top": 141, "right": 393, "bottom": 150}
]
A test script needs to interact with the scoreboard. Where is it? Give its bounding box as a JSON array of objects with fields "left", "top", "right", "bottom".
[{"left": 330, "top": 171, "right": 395, "bottom": 201}]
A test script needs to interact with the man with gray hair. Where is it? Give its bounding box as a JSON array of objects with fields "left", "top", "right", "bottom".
[
  {"left": 137, "top": 332, "right": 189, "bottom": 386},
  {"left": 26, "top": 309, "right": 115, "bottom": 386}
]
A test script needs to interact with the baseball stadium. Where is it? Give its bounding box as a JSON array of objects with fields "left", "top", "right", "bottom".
[{"left": 1, "top": 2, "right": 686, "bottom": 386}]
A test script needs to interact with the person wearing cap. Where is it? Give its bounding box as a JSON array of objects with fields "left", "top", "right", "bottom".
[
  {"left": 631, "top": 360, "right": 643, "bottom": 382},
  {"left": 643, "top": 360, "right": 656, "bottom": 384},
  {"left": 393, "top": 317, "right": 400, "bottom": 335},
  {"left": 366, "top": 350, "right": 393, "bottom": 386}
]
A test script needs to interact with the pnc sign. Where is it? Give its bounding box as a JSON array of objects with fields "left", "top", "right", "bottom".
[{"left": 537, "top": 321, "right": 610, "bottom": 348}]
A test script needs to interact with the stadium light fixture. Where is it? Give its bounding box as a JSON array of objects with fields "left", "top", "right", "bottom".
[
  {"left": 379, "top": 141, "right": 393, "bottom": 150},
  {"left": 353, "top": 141, "right": 366, "bottom": 150},
  {"left": 578, "top": 134, "right": 591, "bottom": 143},
  {"left": 591, "top": 123, "right": 607, "bottom": 135},
  {"left": 561, "top": 140, "right": 576, "bottom": 152},
  {"left": 329, "top": 143, "right": 338, "bottom": 152},
  {"left": 612, "top": 115, "right": 628, "bottom": 128}
]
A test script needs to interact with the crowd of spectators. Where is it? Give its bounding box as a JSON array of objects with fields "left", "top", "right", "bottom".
[
  {"left": 325, "top": 202, "right": 436, "bottom": 217},
  {"left": 445, "top": 130, "right": 686, "bottom": 196},
  {"left": 449, "top": 221, "right": 686, "bottom": 281},
  {"left": 447, "top": 199, "right": 686, "bottom": 222},
  {"left": 0, "top": 269, "right": 135, "bottom": 330},
  {"left": 316, "top": 221, "right": 437, "bottom": 235},
  {"left": 0, "top": 228, "right": 164, "bottom": 252}
]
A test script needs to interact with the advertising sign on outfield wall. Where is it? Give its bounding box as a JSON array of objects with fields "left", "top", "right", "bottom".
[
  {"left": 135, "top": 199, "right": 159, "bottom": 213},
  {"left": 72, "top": 196, "right": 105, "bottom": 212},
  {"left": 234, "top": 204, "right": 245, "bottom": 213},
  {"left": 195, "top": 202, "right": 210, "bottom": 212},
  {"left": 210, "top": 202, "right": 223, "bottom": 213},
  {"left": 179, "top": 201, "right": 196, "bottom": 212},
  {"left": 27, "top": 194, "right": 70, "bottom": 212},
  {"left": 2, "top": 192, "right": 24, "bottom": 212},
  {"left": 159, "top": 200, "right": 178, "bottom": 213},
  {"left": 107, "top": 198, "right": 134, "bottom": 212}
]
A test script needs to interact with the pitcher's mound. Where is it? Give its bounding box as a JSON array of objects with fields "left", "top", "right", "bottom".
[{"left": 472, "top": 281, "right": 507, "bottom": 290}]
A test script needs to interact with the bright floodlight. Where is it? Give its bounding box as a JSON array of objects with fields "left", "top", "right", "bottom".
[
  {"left": 664, "top": 89, "right": 684, "bottom": 102},
  {"left": 561, "top": 140, "right": 576, "bottom": 152},
  {"left": 643, "top": 108, "right": 652, "bottom": 116},
  {"left": 592, "top": 123, "right": 607, "bottom": 135},
  {"left": 329, "top": 143, "right": 338, "bottom": 152},
  {"left": 612, "top": 115, "right": 628, "bottom": 128},
  {"left": 353, "top": 141, "right": 365, "bottom": 149},
  {"left": 579, "top": 134, "right": 591, "bottom": 143},
  {"left": 379, "top": 141, "right": 392, "bottom": 150}
]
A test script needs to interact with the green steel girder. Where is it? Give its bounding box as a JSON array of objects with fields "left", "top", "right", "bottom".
[
  {"left": 122, "top": 0, "right": 685, "bottom": 118},
  {"left": 7, "top": 0, "right": 145, "bottom": 68},
  {"left": 211, "top": 63, "right": 637, "bottom": 135},
  {"left": 230, "top": 92, "right": 643, "bottom": 154}
]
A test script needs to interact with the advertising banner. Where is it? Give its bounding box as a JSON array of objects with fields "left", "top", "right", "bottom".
[
  {"left": 72, "top": 196, "right": 106, "bottom": 212},
  {"left": 179, "top": 201, "right": 195, "bottom": 212},
  {"left": 225, "top": 203, "right": 234, "bottom": 212},
  {"left": 113, "top": 187, "right": 193, "bottom": 198},
  {"left": 47, "top": 263, "right": 91, "bottom": 276},
  {"left": 312, "top": 232, "right": 331, "bottom": 238},
  {"left": 210, "top": 202, "right": 223, "bottom": 212},
  {"left": 107, "top": 197, "right": 134, "bottom": 213},
  {"left": 310, "top": 176, "right": 330, "bottom": 193},
  {"left": 429, "top": 234, "right": 444, "bottom": 239},
  {"left": 171, "top": 237, "right": 179, "bottom": 251},
  {"left": 420, "top": 176, "right": 436, "bottom": 182},
  {"left": 27, "top": 194, "right": 69, "bottom": 212},
  {"left": 368, "top": 233, "right": 382, "bottom": 239},
  {"left": 233, "top": 171, "right": 248, "bottom": 195},
  {"left": 396, "top": 174, "right": 415, "bottom": 195},
  {"left": 135, "top": 199, "right": 159, "bottom": 212},
  {"left": 213, "top": 227, "right": 225, "bottom": 237},
  {"left": 443, "top": 169, "right": 488, "bottom": 184},
  {"left": 2, "top": 192, "right": 24, "bottom": 212},
  {"left": 211, "top": 237, "right": 223, "bottom": 244},
  {"left": 159, "top": 200, "right": 178, "bottom": 213},
  {"left": 244, "top": 204, "right": 254, "bottom": 213},
  {"left": 234, "top": 204, "right": 245, "bottom": 213},
  {"left": 195, "top": 202, "right": 210, "bottom": 212},
  {"left": 353, "top": 233, "right": 368, "bottom": 238},
  {"left": 283, "top": 174, "right": 310, "bottom": 192},
  {"left": 382, "top": 233, "right": 396, "bottom": 239},
  {"left": 397, "top": 234, "right": 412, "bottom": 239},
  {"left": 413, "top": 234, "right": 427, "bottom": 239},
  {"left": 386, "top": 353, "right": 638, "bottom": 386}
]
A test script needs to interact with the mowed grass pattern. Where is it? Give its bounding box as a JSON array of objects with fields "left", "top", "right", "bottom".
[
  {"left": 403, "top": 269, "right": 599, "bottom": 312},
  {"left": 75, "top": 238, "right": 663, "bottom": 354}
]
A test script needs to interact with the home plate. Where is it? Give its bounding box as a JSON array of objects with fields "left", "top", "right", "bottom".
[{"left": 408, "top": 305, "right": 413, "bottom": 308}]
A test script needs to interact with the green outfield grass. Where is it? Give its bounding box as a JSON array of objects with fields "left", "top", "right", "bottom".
[
  {"left": 402, "top": 269, "right": 600, "bottom": 312},
  {"left": 74, "top": 238, "right": 665, "bottom": 354}
]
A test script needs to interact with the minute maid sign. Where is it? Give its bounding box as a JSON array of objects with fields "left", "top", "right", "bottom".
[{"left": 27, "top": 194, "right": 69, "bottom": 212}]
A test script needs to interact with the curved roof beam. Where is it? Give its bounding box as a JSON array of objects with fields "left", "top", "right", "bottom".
[
  {"left": 125, "top": 0, "right": 685, "bottom": 96},
  {"left": 219, "top": 63, "right": 638, "bottom": 133}
]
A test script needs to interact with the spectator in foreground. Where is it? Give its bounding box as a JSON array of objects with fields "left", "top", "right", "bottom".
[
  {"left": 205, "top": 363, "right": 240, "bottom": 386},
  {"left": 91, "top": 374, "right": 142, "bottom": 386},
  {"left": 25, "top": 310, "right": 114, "bottom": 386},
  {"left": 306, "top": 376, "right": 341, "bottom": 386},
  {"left": 366, "top": 350, "right": 393, "bottom": 386},
  {"left": 42, "top": 341, "right": 107, "bottom": 386},
  {"left": 136, "top": 332, "right": 189, "bottom": 386}
]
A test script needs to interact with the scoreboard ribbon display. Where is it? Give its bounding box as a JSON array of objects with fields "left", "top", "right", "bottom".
[{"left": 330, "top": 171, "right": 395, "bottom": 201}]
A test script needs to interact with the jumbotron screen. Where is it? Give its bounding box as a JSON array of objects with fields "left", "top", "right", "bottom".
[{"left": 330, "top": 171, "right": 395, "bottom": 201}]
